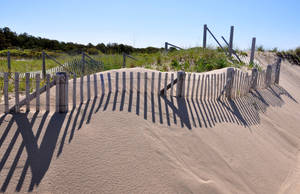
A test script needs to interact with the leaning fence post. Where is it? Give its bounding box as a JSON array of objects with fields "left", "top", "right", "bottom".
[
  {"left": 42, "top": 51, "right": 46, "bottom": 79},
  {"left": 250, "top": 37, "right": 256, "bottom": 64},
  {"left": 56, "top": 72, "right": 68, "bottom": 113},
  {"left": 203, "top": 24, "right": 207, "bottom": 49},
  {"left": 14, "top": 72, "right": 20, "bottom": 113},
  {"left": 275, "top": 58, "right": 282, "bottom": 84},
  {"left": 251, "top": 68, "right": 258, "bottom": 90},
  {"left": 176, "top": 71, "right": 186, "bottom": 97},
  {"left": 165, "top": 42, "right": 168, "bottom": 53},
  {"left": 265, "top": 65, "right": 272, "bottom": 88},
  {"left": 225, "top": 68, "right": 235, "bottom": 99},
  {"left": 7, "top": 51, "right": 11, "bottom": 74}
]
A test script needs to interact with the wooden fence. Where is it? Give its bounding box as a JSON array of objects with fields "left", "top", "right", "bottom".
[{"left": 0, "top": 58, "right": 281, "bottom": 114}]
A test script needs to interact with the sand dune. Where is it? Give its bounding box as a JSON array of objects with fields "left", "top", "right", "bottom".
[{"left": 1, "top": 52, "right": 300, "bottom": 193}]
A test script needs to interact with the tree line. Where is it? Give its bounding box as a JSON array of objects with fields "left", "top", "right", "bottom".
[{"left": 0, "top": 27, "right": 162, "bottom": 54}]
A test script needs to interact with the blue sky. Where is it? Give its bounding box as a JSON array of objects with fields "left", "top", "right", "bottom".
[{"left": 1, "top": 0, "right": 299, "bottom": 50}]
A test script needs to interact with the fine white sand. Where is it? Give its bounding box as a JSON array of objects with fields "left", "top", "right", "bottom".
[{"left": 1, "top": 52, "right": 300, "bottom": 193}]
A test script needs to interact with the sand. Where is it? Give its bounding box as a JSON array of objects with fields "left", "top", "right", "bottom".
[{"left": 1, "top": 52, "right": 300, "bottom": 193}]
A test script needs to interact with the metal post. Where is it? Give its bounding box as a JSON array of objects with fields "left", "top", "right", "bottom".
[
  {"left": 7, "top": 51, "right": 11, "bottom": 74},
  {"left": 56, "top": 72, "right": 68, "bottom": 113},
  {"left": 42, "top": 51, "right": 46, "bottom": 79},
  {"left": 176, "top": 71, "right": 186, "bottom": 97},
  {"left": 250, "top": 37, "right": 256, "bottom": 64},
  {"left": 229, "top": 26, "right": 234, "bottom": 57},
  {"left": 203, "top": 24, "right": 207, "bottom": 49}
]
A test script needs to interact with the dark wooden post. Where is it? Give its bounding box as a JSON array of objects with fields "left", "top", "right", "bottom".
[
  {"left": 7, "top": 51, "right": 11, "bottom": 74},
  {"left": 265, "top": 65, "right": 272, "bottom": 88},
  {"left": 274, "top": 58, "right": 282, "bottom": 84},
  {"left": 203, "top": 24, "right": 207, "bottom": 49},
  {"left": 56, "top": 72, "right": 68, "bottom": 113},
  {"left": 225, "top": 68, "right": 235, "bottom": 99},
  {"left": 229, "top": 26, "right": 234, "bottom": 57},
  {"left": 251, "top": 68, "right": 258, "bottom": 90},
  {"left": 176, "top": 71, "right": 186, "bottom": 97},
  {"left": 250, "top": 37, "right": 256, "bottom": 64}
]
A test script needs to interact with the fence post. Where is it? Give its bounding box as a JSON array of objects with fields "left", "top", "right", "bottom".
[
  {"left": 122, "top": 52, "right": 126, "bottom": 68},
  {"left": 82, "top": 52, "right": 85, "bottom": 75},
  {"left": 46, "top": 74, "right": 50, "bottom": 111},
  {"left": 165, "top": 42, "right": 168, "bottom": 52},
  {"left": 36, "top": 74, "right": 40, "bottom": 112},
  {"left": 251, "top": 68, "right": 258, "bottom": 90},
  {"left": 3, "top": 73, "right": 9, "bottom": 113},
  {"left": 229, "top": 26, "right": 234, "bottom": 57},
  {"left": 225, "top": 68, "right": 235, "bottom": 99},
  {"left": 265, "top": 65, "right": 272, "bottom": 88},
  {"left": 7, "top": 51, "right": 11, "bottom": 74},
  {"left": 275, "top": 58, "right": 282, "bottom": 84},
  {"left": 14, "top": 72, "right": 20, "bottom": 113},
  {"left": 25, "top": 72, "right": 30, "bottom": 111},
  {"left": 176, "top": 71, "right": 186, "bottom": 97},
  {"left": 203, "top": 24, "right": 207, "bottom": 49},
  {"left": 56, "top": 72, "right": 68, "bottom": 113},
  {"left": 250, "top": 37, "right": 256, "bottom": 64},
  {"left": 42, "top": 51, "right": 46, "bottom": 79}
]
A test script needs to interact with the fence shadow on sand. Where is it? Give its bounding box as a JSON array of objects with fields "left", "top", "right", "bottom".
[{"left": 0, "top": 83, "right": 297, "bottom": 192}]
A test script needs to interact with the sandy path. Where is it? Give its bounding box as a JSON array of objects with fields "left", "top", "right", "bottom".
[{"left": 1, "top": 53, "right": 300, "bottom": 193}]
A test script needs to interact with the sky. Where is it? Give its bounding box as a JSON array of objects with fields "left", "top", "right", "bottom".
[{"left": 1, "top": 0, "right": 300, "bottom": 50}]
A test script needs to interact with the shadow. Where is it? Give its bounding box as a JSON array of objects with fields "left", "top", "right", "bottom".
[{"left": 0, "top": 79, "right": 297, "bottom": 192}]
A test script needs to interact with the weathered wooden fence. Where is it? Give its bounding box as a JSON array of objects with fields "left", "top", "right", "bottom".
[{"left": 0, "top": 58, "right": 281, "bottom": 113}]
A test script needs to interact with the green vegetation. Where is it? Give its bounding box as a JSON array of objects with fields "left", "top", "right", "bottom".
[{"left": 276, "top": 47, "right": 300, "bottom": 66}]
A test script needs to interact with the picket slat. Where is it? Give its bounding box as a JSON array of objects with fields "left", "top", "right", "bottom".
[{"left": 14, "top": 72, "right": 20, "bottom": 113}]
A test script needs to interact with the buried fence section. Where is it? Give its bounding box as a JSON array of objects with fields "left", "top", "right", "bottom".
[{"left": 1, "top": 59, "right": 283, "bottom": 113}]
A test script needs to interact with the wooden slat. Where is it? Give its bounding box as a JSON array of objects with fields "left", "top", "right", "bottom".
[
  {"left": 191, "top": 73, "right": 196, "bottom": 98},
  {"left": 94, "top": 73, "right": 98, "bottom": 97},
  {"left": 100, "top": 74, "right": 105, "bottom": 94},
  {"left": 144, "top": 72, "right": 148, "bottom": 93},
  {"left": 87, "top": 74, "right": 91, "bottom": 99},
  {"left": 170, "top": 73, "right": 174, "bottom": 96},
  {"left": 151, "top": 72, "right": 155, "bottom": 94},
  {"left": 195, "top": 74, "right": 200, "bottom": 99},
  {"left": 46, "top": 74, "right": 50, "bottom": 111},
  {"left": 115, "top": 71, "right": 119, "bottom": 92},
  {"left": 158, "top": 72, "right": 161, "bottom": 92},
  {"left": 164, "top": 73, "right": 168, "bottom": 96},
  {"left": 3, "top": 73, "right": 9, "bottom": 113},
  {"left": 56, "top": 75, "right": 59, "bottom": 112},
  {"left": 73, "top": 74, "right": 77, "bottom": 107},
  {"left": 137, "top": 72, "right": 140, "bottom": 93},
  {"left": 186, "top": 73, "right": 191, "bottom": 97},
  {"left": 122, "top": 72, "right": 126, "bottom": 91},
  {"left": 130, "top": 72, "right": 133, "bottom": 92},
  {"left": 80, "top": 75, "right": 84, "bottom": 103},
  {"left": 108, "top": 72, "right": 112, "bottom": 93}
]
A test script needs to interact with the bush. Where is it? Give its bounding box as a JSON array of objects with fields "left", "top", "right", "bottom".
[
  {"left": 87, "top": 48, "right": 99, "bottom": 55},
  {"left": 257, "top": 45, "right": 264, "bottom": 52}
]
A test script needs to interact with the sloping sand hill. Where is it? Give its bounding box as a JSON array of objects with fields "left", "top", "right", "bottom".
[{"left": 0, "top": 52, "right": 300, "bottom": 193}]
